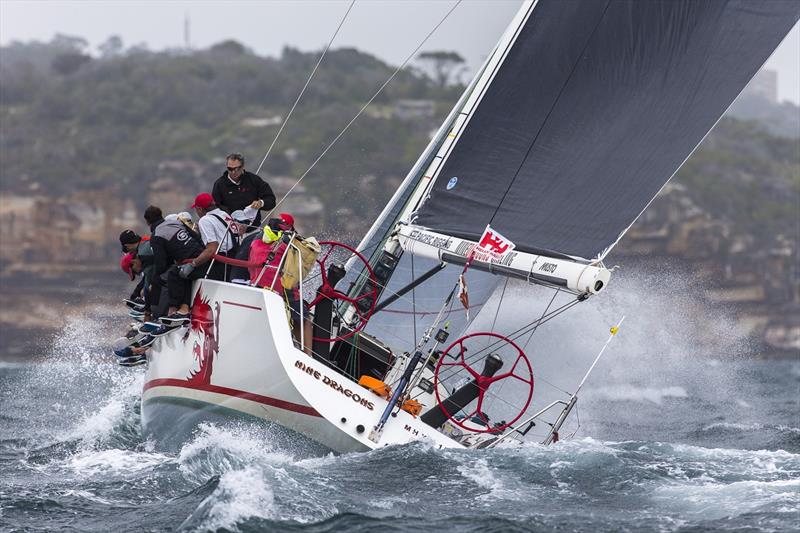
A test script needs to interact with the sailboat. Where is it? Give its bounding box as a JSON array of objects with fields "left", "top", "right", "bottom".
[{"left": 141, "top": 0, "right": 800, "bottom": 453}]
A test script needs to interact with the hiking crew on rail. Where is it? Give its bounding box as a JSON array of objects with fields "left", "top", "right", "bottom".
[{"left": 114, "top": 150, "right": 320, "bottom": 364}]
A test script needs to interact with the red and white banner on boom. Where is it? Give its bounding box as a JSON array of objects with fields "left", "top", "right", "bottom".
[
  {"left": 472, "top": 224, "right": 516, "bottom": 262},
  {"left": 459, "top": 225, "right": 516, "bottom": 319}
]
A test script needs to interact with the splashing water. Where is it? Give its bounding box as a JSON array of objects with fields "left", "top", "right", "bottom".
[{"left": 0, "top": 267, "right": 798, "bottom": 532}]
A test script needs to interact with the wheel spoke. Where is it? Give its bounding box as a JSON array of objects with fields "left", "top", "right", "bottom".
[
  {"left": 510, "top": 374, "right": 533, "bottom": 385},
  {"left": 432, "top": 331, "right": 534, "bottom": 434}
]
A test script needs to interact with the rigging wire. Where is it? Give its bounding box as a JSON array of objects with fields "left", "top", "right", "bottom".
[
  {"left": 434, "top": 296, "right": 581, "bottom": 384},
  {"left": 411, "top": 251, "right": 418, "bottom": 344},
  {"left": 445, "top": 294, "right": 579, "bottom": 368},
  {"left": 520, "top": 288, "right": 572, "bottom": 396},
  {"left": 255, "top": 0, "right": 356, "bottom": 175},
  {"left": 488, "top": 278, "right": 508, "bottom": 333},
  {"left": 263, "top": 0, "right": 464, "bottom": 221}
]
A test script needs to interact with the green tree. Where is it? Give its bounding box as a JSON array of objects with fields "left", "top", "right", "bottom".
[
  {"left": 416, "top": 50, "right": 466, "bottom": 87},
  {"left": 98, "top": 35, "right": 124, "bottom": 59}
]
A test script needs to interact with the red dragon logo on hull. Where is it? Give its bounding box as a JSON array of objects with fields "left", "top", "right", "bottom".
[{"left": 185, "top": 288, "right": 220, "bottom": 385}]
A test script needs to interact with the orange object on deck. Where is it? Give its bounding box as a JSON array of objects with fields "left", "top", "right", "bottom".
[
  {"left": 401, "top": 398, "right": 423, "bottom": 417},
  {"left": 358, "top": 375, "right": 391, "bottom": 400}
]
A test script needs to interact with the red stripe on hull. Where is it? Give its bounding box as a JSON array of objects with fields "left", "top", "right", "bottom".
[
  {"left": 222, "top": 301, "right": 262, "bottom": 311},
  {"left": 143, "top": 378, "right": 321, "bottom": 417}
]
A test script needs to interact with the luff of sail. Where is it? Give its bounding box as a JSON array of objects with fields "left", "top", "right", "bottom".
[
  {"left": 347, "top": 7, "right": 536, "bottom": 353},
  {"left": 411, "top": 0, "right": 800, "bottom": 262}
]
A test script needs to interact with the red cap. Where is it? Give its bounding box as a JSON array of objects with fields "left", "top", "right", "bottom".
[
  {"left": 120, "top": 253, "right": 136, "bottom": 281},
  {"left": 279, "top": 213, "right": 295, "bottom": 227},
  {"left": 191, "top": 193, "right": 215, "bottom": 209}
]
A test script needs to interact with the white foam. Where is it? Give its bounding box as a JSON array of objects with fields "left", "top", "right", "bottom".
[
  {"left": 61, "top": 489, "right": 117, "bottom": 505},
  {"left": 653, "top": 478, "right": 800, "bottom": 520},
  {"left": 64, "top": 372, "right": 143, "bottom": 448},
  {"left": 702, "top": 422, "right": 800, "bottom": 435},
  {"left": 367, "top": 495, "right": 412, "bottom": 510},
  {"left": 591, "top": 384, "right": 688, "bottom": 405},
  {"left": 0, "top": 361, "right": 29, "bottom": 369},
  {"left": 178, "top": 423, "right": 294, "bottom": 483},
  {"left": 67, "top": 449, "right": 170, "bottom": 477},
  {"left": 457, "top": 454, "right": 535, "bottom": 504},
  {"left": 664, "top": 442, "right": 800, "bottom": 481},
  {"left": 190, "top": 467, "right": 276, "bottom": 531}
]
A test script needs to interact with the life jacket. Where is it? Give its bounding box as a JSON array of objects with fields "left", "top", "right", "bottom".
[{"left": 248, "top": 238, "right": 287, "bottom": 291}]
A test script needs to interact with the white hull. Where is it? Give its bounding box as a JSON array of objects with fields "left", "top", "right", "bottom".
[{"left": 141, "top": 280, "right": 463, "bottom": 453}]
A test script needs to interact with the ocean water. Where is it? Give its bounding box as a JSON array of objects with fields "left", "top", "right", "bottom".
[{"left": 1, "top": 278, "right": 799, "bottom": 532}]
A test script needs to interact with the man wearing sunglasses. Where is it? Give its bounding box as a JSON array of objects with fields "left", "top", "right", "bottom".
[{"left": 211, "top": 152, "right": 276, "bottom": 226}]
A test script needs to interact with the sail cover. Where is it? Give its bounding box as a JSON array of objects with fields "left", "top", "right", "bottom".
[{"left": 414, "top": 0, "right": 800, "bottom": 261}]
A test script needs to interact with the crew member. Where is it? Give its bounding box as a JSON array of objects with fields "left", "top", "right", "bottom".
[
  {"left": 228, "top": 207, "right": 260, "bottom": 284},
  {"left": 120, "top": 228, "right": 158, "bottom": 318},
  {"left": 185, "top": 192, "right": 237, "bottom": 281},
  {"left": 150, "top": 209, "right": 208, "bottom": 323},
  {"left": 211, "top": 153, "right": 276, "bottom": 226},
  {"left": 144, "top": 205, "right": 165, "bottom": 234},
  {"left": 119, "top": 229, "right": 148, "bottom": 253},
  {"left": 248, "top": 214, "right": 313, "bottom": 353}
]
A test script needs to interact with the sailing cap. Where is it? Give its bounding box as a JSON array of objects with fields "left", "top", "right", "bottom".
[
  {"left": 119, "top": 229, "right": 140, "bottom": 248},
  {"left": 190, "top": 193, "right": 215, "bottom": 209},
  {"left": 120, "top": 252, "right": 136, "bottom": 281},
  {"left": 279, "top": 213, "right": 295, "bottom": 227}
]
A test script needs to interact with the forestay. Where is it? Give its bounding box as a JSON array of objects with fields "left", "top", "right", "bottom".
[{"left": 413, "top": 0, "right": 800, "bottom": 262}]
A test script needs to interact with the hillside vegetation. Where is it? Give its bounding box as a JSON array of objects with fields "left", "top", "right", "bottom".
[
  {"left": 1, "top": 36, "right": 797, "bottom": 238},
  {"left": 1, "top": 37, "right": 460, "bottom": 223}
]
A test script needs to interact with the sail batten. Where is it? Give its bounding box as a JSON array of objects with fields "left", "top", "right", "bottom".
[{"left": 413, "top": 0, "right": 800, "bottom": 261}]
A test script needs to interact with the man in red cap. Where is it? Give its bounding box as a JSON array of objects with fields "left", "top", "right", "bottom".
[{"left": 179, "top": 192, "right": 237, "bottom": 282}]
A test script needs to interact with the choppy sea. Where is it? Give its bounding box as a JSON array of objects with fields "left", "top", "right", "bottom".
[{"left": 1, "top": 273, "right": 799, "bottom": 532}]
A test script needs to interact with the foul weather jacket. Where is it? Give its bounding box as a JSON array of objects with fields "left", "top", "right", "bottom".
[
  {"left": 150, "top": 219, "right": 206, "bottom": 282},
  {"left": 211, "top": 170, "right": 276, "bottom": 226}
]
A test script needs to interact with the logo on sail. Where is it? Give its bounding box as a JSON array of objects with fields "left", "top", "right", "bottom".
[
  {"left": 472, "top": 224, "right": 516, "bottom": 262},
  {"left": 446, "top": 176, "right": 458, "bottom": 190}
]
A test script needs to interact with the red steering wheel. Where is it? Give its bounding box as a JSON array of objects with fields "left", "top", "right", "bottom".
[
  {"left": 433, "top": 332, "right": 534, "bottom": 434},
  {"left": 308, "top": 241, "right": 378, "bottom": 342}
]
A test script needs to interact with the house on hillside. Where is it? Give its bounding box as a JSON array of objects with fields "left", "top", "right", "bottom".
[{"left": 394, "top": 99, "right": 436, "bottom": 120}]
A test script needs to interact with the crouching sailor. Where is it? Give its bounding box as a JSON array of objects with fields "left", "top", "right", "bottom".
[
  {"left": 150, "top": 205, "right": 210, "bottom": 328},
  {"left": 119, "top": 229, "right": 157, "bottom": 321}
]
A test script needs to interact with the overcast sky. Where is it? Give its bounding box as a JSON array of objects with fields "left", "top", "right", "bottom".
[{"left": 1, "top": 0, "right": 798, "bottom": 104}]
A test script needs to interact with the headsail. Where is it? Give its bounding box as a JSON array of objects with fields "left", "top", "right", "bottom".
[{"left": 412, "top": 0, "right": 800, "bottom": 262}]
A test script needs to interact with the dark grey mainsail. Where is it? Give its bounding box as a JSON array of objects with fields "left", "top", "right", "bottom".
[{"left": 413, "top": 0, "right": 800, "bottom": 261}]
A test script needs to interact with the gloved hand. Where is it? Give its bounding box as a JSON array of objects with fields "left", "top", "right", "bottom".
[{"left": 178, "top": 263, "right": 195, "bottom": 279}]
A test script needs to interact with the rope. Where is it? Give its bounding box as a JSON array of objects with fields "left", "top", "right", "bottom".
[
  {"left": 263, "top": 0, "right": 464, "bottom": 221},
  {"left": 255, "top": 0, "right": 356, "bottom": 175}
]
